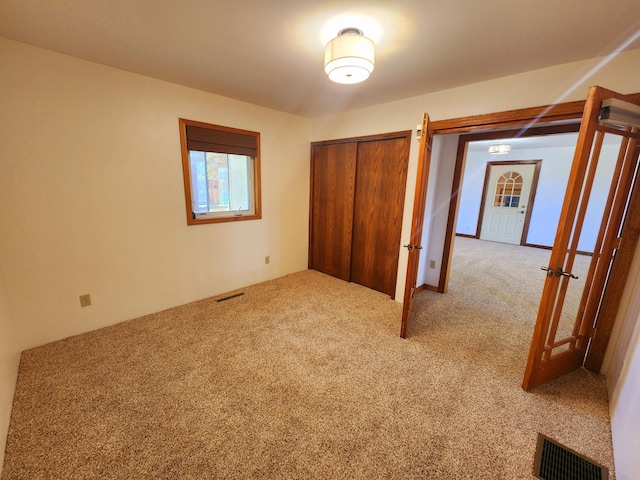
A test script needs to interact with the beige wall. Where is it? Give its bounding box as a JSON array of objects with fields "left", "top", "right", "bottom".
[
  {"left": 0, "top": 37, "right": 311, "bottom": 472},
  {"left": 0, "top": 265, "right": 19, "bottom": 475},
  {"left": 0, "top": 37, "right": 311, "bottom": 349},
  {"left": 1, "top": 35, "right": 639, "bottom": 475}
]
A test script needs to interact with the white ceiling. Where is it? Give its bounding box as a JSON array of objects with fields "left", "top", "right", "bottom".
[{"left": 1, "top": 1, "right": 639, "bottom": 118}]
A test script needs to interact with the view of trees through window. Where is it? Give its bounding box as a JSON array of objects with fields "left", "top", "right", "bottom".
[{"left": 189, "top": 151, "right": 251, "bottom": 215}]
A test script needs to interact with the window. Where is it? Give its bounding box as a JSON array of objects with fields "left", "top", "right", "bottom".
[
  {"left": 179, "top": 118, "right": 261, "bottom": 224},
  {"left": 493, "top": 171, "right": 522, "bottom": 208}
]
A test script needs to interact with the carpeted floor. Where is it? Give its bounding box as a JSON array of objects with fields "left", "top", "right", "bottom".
[{"left": 1, "top": 238, "right": 614, "bottom": 479}]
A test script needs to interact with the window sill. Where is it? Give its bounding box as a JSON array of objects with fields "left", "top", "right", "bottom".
[{"left": 187, "top": 212, "right": 262, "bottom": 225}]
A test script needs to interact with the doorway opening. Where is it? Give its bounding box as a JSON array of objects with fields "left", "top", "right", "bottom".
[
  {"left": 408, "top": 128, "right": 588, "bottom": 383},
  {"left": 476, "top": 160, "right": 541, "bottom": 245},
  {"left": 401, "top": 88, "right": 640, "bottom": 390},
  {"left": 439, "top": 123, "right": 581, "bottom": 293}
]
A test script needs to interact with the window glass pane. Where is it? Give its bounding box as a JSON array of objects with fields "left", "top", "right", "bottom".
[
  {"left": 189, "top": 151, "right": 208, "bottom": 214},
  {"left": 494, "top": 172, "right": 523, "bottom": 208},
  {"left": 188, "top": 151, "right": 254, "bottom": 215},
  {"left": 228, "top": 154, "right": 252, "bottom": 212}
]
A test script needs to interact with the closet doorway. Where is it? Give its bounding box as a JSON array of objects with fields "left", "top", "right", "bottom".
[{"left": 309, "top": 131, "right": 411, "bottom": 298}]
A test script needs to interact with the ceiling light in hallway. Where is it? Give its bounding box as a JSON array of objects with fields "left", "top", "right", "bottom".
[{"left": 488, "top": 143, "right": 511, "bottom": 154}]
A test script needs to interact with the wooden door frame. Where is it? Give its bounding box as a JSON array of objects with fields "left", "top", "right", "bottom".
[
  {"left": 522, "top": 87, "right": 640, "bottom": 389},
  {"left": 438, "top": 124, "right": 580, "bottom": 293},
  {"left": 476, "top": 160, "right": 542, "bottom": 245},
  {"left": 407, "top": 91, "right": 640, "bottom": 371}
]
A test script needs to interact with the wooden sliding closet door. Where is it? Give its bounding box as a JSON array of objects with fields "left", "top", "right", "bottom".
[
  {"left": 351, "top": 137, "right": 410, "bottom": 297},
  {"left": 309, "top": 142, "right": 357, "bottom": 281},
  {"left": 309, "top": 131, "right": 411, "bottom": 298}
]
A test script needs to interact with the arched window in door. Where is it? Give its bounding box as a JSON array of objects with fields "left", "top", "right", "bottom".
[{"left": 493, "top": 171, "right": 523, "bottom": 208}]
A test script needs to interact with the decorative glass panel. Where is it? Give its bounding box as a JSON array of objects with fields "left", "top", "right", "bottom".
[{"left": 493, "top": 171, "right": 523, "bottom": 207}]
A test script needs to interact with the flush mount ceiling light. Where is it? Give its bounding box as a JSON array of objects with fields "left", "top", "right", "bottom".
[
  {"left": 488, "top": 143, "right": 511, "bottom": 154},
  {"left": 324, "top": 28, "right": 375, "bottom": 84}
]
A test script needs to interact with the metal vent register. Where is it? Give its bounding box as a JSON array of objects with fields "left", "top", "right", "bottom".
[{"left": 533, "top": 434, "right": 609, "bottom": 480}]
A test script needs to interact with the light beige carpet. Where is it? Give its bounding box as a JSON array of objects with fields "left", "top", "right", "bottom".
[{"left": 2, "top": 238, "right": 614, "bottom": 479}]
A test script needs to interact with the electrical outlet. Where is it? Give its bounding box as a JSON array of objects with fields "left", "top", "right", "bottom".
[
  {"left": 265, "top": 256, "right": 270, "bottom": 265},
  {"left": 429, "top": 260, "right": 436, "bottom": 269},
  {"left": 79, "top": 294, "right": 92, "bottom": 307}
]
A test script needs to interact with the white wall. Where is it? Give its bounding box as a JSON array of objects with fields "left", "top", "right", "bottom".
[
  {"left": 457, "top": 145, "right": 574, "bottom": 242},
  {"left": 610, "top": 337, "right": 640, "bottom": 480},
  {"left": 0, "top": 37, "right": 312, "bottom": 472},
  {"left": 415, "top": 135, "right": 444, "bottom": 288},
  {"left": 456, "top": 152, "right": 493, "bottom": 236},
  {"left": 457, "top": 142, "right": 621, "bottom": 251},
  {"left": 604, "top": 240, "right": 640, "bottom": 480},
  {"left": 421, "top": 134, "right": 460, "bottom": 287}
]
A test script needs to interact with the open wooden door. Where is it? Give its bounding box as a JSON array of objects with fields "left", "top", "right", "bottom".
[
  {"left": 400, "top": 114, "right": 433, "bottom": 338},
  {"left": 522, "top": 86, "right": 640, "bottom": 390}
]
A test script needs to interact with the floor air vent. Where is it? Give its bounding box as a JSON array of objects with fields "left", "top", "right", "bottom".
[
  {"left": 534, "top": 433, "right": 608, "bottom": 480},
  {"left": 216, "top": 292, "right": 245, "bottom": 302}
]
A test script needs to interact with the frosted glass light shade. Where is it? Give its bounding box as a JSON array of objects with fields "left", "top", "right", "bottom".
[
  {"left": 324, "top": 29, "right": 375, "bottom": 84},
  {"left": 488, "top": 144, "right": 511, "bottom": 154}
]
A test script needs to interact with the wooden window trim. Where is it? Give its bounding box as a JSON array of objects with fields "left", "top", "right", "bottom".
[{"left": 179, "top": 118, "right": 262, "bottom": 225}]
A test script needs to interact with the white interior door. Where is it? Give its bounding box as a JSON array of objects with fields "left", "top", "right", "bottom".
[{"left": 480, "top": 163, "right": 536, "bottom": 244}]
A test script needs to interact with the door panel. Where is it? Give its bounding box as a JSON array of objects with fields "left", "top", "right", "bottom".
[
  {"left": 480, "top": 163, "right": 537, "bottom": 244},
  {"left": 351, "top": 137, "right": 410, "bottom": 297},
  {"left": 584, "top": 144, "right": 640, "bottom": 370},
  {"left": 522, "top": 87, "right": 640, "bottom": 390},
  {"left": 309, "top": 143, "right": 357, "bottom": 281},
  {"left": 400, "top": 114, "right": 433, "bottom": 338}
]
